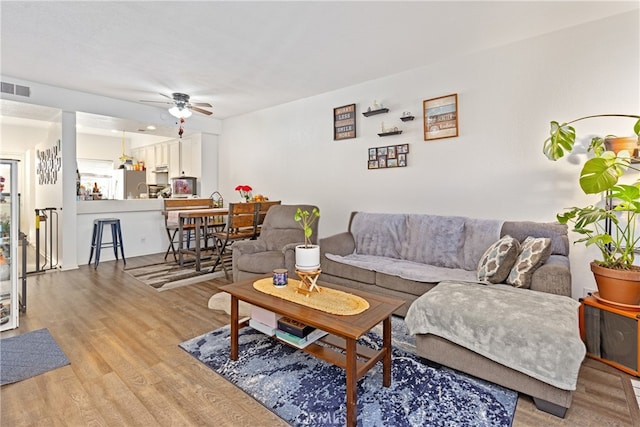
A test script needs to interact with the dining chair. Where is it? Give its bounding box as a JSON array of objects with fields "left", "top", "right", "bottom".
[
  {"left": 210, "top": 202, "right": 260, "bottom": 279},
  {"left": 163, "top": 198, "right": 214, "bottom": 262}
]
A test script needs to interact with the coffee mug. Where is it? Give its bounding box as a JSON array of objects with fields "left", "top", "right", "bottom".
[{"left": 273, "top": 269, "right": 288, "bottom": 287}]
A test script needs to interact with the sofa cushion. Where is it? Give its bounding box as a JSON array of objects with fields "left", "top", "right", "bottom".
[
  {"left": 507, "top": 236, "right": 552, "bottom": 288},
  {"left": 321, "top": 254, "right": 377, "bottom": 285},
  {"left": 350, "top": 213, "right": 407, "bottom": 259},
  {"left": 477, "top": 235, "right": 520, "bottom": 284},
  {"left": 501, "top": 221, "right": 569, "bottom": 256},
  {"left": 402, "top": 214, "right": 466, "bottom": 269},
  {"left": 325, "top": 253, "right": 477, "bottom": 283},
  {"left": 375, "top": 272, "right": 440, "bottom": 297}
]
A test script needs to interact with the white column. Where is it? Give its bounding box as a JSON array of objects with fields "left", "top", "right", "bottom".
[{"left": 60, "top": 111, "right": 78, "bottom": 270}]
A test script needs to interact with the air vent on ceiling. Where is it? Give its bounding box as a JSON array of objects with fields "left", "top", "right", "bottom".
[
  {"left": 1, "top": 82, "right": 14, "bottom": 94},
  {"left": 1, "top": 81, "right": 31, "bottom": 97}
]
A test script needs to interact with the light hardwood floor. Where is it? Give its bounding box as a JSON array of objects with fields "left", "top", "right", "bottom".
[{"left": 1, "top": 253, "right": 638, "bottom": 426}]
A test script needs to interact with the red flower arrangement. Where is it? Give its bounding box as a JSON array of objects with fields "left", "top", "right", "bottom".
[{"left": 235, "top": 184, "right": 253, "bottom": 202}]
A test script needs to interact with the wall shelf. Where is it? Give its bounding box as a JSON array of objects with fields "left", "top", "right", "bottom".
[
  {"left": 400, "top": 116, "right": 415, "bottom": 122},
  {"left": 378, "top": 130, "right": 403, "bottom": 137},
  {"left": 363, "top": 108, "right": 389, "bottom": 117}
]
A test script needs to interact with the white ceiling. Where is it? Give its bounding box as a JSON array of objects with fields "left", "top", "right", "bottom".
[{"left": 1, "top": 1, "right": 638, "bottom": 134}]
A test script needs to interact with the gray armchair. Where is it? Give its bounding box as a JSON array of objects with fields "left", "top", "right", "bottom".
[{"left": 232, "top": 204, "right": 319, "bottom": 282}]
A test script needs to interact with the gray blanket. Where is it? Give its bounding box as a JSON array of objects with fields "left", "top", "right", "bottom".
[
  {"left": 405, "top": 281, "right": 585, "bottom": 390},
  {"left": 347, "top": 212, "right": 503, "bottom": 272},
  {"left": 324, "top": 253, "right": 478, "bottom": 283}
]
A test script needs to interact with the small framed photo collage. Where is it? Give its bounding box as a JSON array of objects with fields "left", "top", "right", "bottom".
[{"left": 368, "top": 144, "right": 409, "bottom": 169}]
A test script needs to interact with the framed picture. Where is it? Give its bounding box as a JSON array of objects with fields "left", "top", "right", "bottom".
[
  {"left": 368, "top": 144, "right": 409, "bottom": 169},
  {"left": 388, "top": 146, "right": 396, "bottom": 159},
  {"left": 334, "top": 103, "right": 356, "bottom": 140},
  {"left": 423, "top": 93, "right": 458, "bottom": 141}
]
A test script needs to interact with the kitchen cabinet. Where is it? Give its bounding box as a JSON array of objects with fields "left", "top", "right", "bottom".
[
  {"left": 142, "top": 145, "right": 155, "bottom": 184},
  {"left": 155, "top": 143, "right": 169, "bottom": 167},
  {"left": 168, "top": 142, "right": 181, "bottom": 177},
  {"left": 180, "top": 141, "right": 193, "bottom": 176}
]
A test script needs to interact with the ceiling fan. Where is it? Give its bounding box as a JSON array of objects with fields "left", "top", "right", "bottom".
[{"left": 140, "top": 92, "right": 213, "bottom": 118}]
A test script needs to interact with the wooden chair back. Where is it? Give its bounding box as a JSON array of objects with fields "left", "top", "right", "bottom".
[
  {"left": 163, "top": 198, "right": 215, "bottom": 226},
  {"left": 163, "top": 198, "right": 214, "bottom": 212},
  {"left": 161, "top": 198, "right": 215, "bottom": 261},
  {"left": 227, "top": 202, "right": 259, "bottom": 236}
]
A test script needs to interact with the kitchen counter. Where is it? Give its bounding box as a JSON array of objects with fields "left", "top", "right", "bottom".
[
  {"left": 76, "top": 198, "right": 166, "bottom": 265},
  {"left": 77, "top": 198, "right": 164, "bottom": 214}
]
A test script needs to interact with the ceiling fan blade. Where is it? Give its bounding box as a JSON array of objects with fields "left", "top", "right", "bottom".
[
  {"left": 159, "top": 93, "right": 174, "bottom": 100},
  {"left": 190, "top": 106, "right": 213, "bottom": 116},
  {"left": 140, "top": 99, "right": 174, "bottom": 105},
  {"left": 191, "top": 102, "right": 213, "bottom": 108}
]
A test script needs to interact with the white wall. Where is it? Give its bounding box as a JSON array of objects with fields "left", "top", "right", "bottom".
[
  {"left": 77, "top": 134, "right": 125, "bottom": 164},
  {"left": 219, "top": 11, "right": 640, "bottom": 299}
]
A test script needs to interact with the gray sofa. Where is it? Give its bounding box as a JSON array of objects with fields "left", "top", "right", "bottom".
[
  {"left": 319, "top": 211, "right": 582, "bottom": 417},
  {"left": 320, "top": 212, "right": 571, "bottom": 316}
]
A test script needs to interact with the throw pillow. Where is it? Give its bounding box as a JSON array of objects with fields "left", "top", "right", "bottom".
[
  {"left": 477, "top": 235, "right": 520, "bottom": 284},
  {"left": 506, "top": 236, "right": 552, "bottom": 288}
]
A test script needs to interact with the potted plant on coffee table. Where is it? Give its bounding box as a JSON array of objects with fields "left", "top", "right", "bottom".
[
  {"left": 294, "top": 207, "right": 321, "bottom": 271},
  {"left": 543, "top": 114, "right": 640, "bottom": 305}
]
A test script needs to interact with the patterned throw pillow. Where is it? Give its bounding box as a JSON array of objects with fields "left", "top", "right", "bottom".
[
  {"left": 477, "top": 235, "right": 520, "bottom": 284},
  {"left": 506, "top": 236, "right": 552, "bottom": 288}
]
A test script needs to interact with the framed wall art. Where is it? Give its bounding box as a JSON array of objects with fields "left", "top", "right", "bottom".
[
  {"left": 333, "top": 103, "right": 356, "bottom": 140},
  {"left": 423, "top": 93, "right": 458, "bottom": 141},
  {"left": 36, "top": 139, "right": 62, "bottom": 185},
  {"left": 368, "top": 144, "right": 409, "bottom": 169}
]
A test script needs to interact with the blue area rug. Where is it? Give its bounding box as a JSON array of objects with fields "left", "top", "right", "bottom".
[
  {"left": 0, "top": 328, "right": 70, "bottom": 386},
  {"left": 179, "top": 317, "right": 517, "bottom": 426}
]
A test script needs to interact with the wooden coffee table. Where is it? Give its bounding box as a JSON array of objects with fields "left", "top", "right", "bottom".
[{"left": 220, "top": 277, "right": 404, "bottom": 427}]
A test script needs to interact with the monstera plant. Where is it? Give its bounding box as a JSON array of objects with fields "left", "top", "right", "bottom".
[{"left": 543, "top": 114, "right": 640, "bottom": 305}]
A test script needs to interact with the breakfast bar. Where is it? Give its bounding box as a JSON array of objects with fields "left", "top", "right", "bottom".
[{"left": 76, "top": 199, "right": 167, "bottom": 265}]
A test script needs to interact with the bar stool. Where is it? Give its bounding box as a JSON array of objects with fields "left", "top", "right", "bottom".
[{"left": 88, "top": 218, "right": 126, "bottom": 268}]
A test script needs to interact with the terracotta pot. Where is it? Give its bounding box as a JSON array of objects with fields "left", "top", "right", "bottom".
[
  {"left": 590, "top": 261, "right": 640, "bottom": 305},
  {"left": 604, "top": 136, "right": 639, "bottom": 157}
]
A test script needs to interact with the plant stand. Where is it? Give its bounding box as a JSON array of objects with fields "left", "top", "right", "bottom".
[{"left": 295, "top": 269, "right": 322, "bottom": 296}]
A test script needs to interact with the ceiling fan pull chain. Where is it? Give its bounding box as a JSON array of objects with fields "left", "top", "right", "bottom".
[{"left": 178, "top": 117, "right": 185, "bottom": 138}]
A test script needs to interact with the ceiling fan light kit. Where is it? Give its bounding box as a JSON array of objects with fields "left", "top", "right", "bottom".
[
  {"left": 140, "top": 92, "right": 213, "bottom": 118},
  {"left": 168, "top": 106, "right": 192, "bottom": 119}
]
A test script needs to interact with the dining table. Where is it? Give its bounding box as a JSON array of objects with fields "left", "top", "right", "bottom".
[{"left": 171, "top": 207, "right": 228, "bottom": 271}]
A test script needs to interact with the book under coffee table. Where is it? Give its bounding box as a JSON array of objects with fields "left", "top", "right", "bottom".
[{"left": 220, "top": 276, "right": 404, "bottom": 427}]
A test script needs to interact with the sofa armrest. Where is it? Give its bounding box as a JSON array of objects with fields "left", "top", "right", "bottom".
[
  {"left": 282, "top": 242, "right": 305, "bottom": 278},
  {"left": 530, "top": 255, "right": 571, "bottom": 297},
  {"left": 319, "top": 232, "right": 356, "bottom": 257},
  {"left": 233, "top": 239, "right": 268, "bottom": 255}
]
